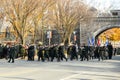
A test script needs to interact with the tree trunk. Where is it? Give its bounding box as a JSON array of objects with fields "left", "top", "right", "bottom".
[
  {"left": 20, "top": 36, "right": 25, "bottom": 45},
  {"left": 67, "top": 36, "right": 71, "bottom": 45}
]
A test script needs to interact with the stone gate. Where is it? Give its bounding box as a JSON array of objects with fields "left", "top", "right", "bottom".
[{"left": 80, "top": 10, "right": 120, "bottom": 45}]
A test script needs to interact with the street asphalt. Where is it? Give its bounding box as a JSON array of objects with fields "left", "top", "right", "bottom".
[{"left": 0, "top": 55, "right": 120, "bottom": 80}]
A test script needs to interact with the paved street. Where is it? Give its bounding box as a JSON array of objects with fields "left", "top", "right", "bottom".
[{"left": 0, "top": 55, "right": 120, "bottom": 80}]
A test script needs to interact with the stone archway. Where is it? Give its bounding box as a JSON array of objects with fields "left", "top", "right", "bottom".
[{"left": 93, "top": 24, "right": 120, "bottom": 40}]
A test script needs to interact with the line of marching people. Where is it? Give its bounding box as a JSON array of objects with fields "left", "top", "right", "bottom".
[
  {"left": 0, "top": 43, "right": 16, "bottom": 63},
  {"left": 28, "top": 44, "right": 68, "bottom": 62},
  {"left": 0, "top": 42, "right": 117, "bottom": 63},
  {"left": 67, "top": 42, "right": 114, "bottom": 61},
  {"left": 27, "top": 42, "right": 115, "bottom": 62}
]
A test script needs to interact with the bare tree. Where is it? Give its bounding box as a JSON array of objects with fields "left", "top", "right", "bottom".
[
  {"left": 0, "top": 1, "right": 4, "bottom": 33},
  {"left": 1, "top": 0, "right": 97, "bottom": 45},
  {"left": 2, "top": 0, "right": 39, "bottom": 45},
  {"left": 31, "top": 0, "right": 55, "bottom": 44},
  {"left": 49, "top": 0, "right": 96, "bottom": 45}
]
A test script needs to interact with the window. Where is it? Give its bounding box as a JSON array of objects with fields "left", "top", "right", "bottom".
[{"left": 112, "top": 12, "right": 118, "bottom": 16}]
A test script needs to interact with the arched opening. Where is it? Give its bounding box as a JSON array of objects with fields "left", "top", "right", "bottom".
[{"left": 94, "top": 27, "right": 120, "bottom": 47}]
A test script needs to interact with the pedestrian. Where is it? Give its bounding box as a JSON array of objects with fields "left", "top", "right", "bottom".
[
  {"left": 113, "top": 48, "right": 117, "bottom": 56},
  {"left": 70, "top": 44, "right": 78, "bottom": 61},
  {"left": 58, "top": 44, "right": 67, "bottom": 61},
  {"left": 107, "top": 43, "right": 113, "bottom": 59},
  {"left": 3, "top": 44, "right": 8, "bottom": 60},
  {"left": 44, "top": 46, "right": 50, "bottom": 61},
  {"left": 0, "top": 44, "right": 3, "bottom": 59},
  {"left": 52, "top": 45, "right": 59, "bottom": 62},
  {"left": 28, "top": 45, "right": 35, "bottom": 61},
  {"left": 81, "top": 45, "right": 89, "bottom": 61},
  {"left": 8, "top": 44, "right": 16, "bottom": 63},
  {"left": 37, "top": 46, "right": 44, "bottom": 62},
  {"left": 98, "top": 46, "right": 104, "bottom": 61}
]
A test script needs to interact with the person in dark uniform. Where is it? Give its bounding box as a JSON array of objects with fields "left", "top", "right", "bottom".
[
  {"left": 3, "top": 44, "right": 8, "bottom": 59},
  {"left": 98, "top": 46, "right": 104, "bottom": 61},
  {"left": 49, "top": 45, "right": 54, "bottom": 62},
  {"left": 89, "top": 46, "right": 95, "bottom": 60},
  {"left": 81, "top": 44, "right": 89, "bottom": 61},
  {"left": 107, "top": 43, "right": 113, "bottom": 59},
  {"left": 51, "top": 44, "right": 59, "bottom": 62},
  {"left": 80, "top": 46, "right": 85, "bottom": 61},
  {"left": 94, "top": 45, "right": 99, "bottom": 59},
  {"left": 44, "top": 46, "right": 50, "bottom": 61},
  {"left": 113, "top": 48, "right": 117, "bottom": 56},
  {"left": 70, "top": 44, "right": 78, "bottom": 61},
  {"left": 58, "top": 44, "right": 67, "bottom": 61},
  {"left": 8, "top": 44, "right": 16, "bottom": 63},
  {"left": 0, "top": 44, "right": 3, "bottom": 59},
  {"left": 28, "top": 45, "right": 35, "bottom": 61},
  {"left": 37, "top": 46, "right": 44, "bottom": 62}
]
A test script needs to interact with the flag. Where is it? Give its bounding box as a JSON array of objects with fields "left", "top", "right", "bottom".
[
  {"left": 91, "top": 37, "right": 95, "bottom": 46},
  {"left": 47, "top": 31, "right": 52, "bottom": 38},
  {"left": 97, "top": 39, "right": 101, "bottom": 46},
  {"left": 88, "top": 38, "right": 91, "bottom": 46},
  {"left": 105, "top": 39, "right": 109, "bottom": 46}
]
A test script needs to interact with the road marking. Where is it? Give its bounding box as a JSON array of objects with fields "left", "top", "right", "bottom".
[{"left": 60, "top": 73, "right": 80, "bottom": 80}]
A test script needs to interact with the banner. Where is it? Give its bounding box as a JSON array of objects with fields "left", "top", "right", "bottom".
[
  {"left": 47, "top": 31, "right": 52, "bottom": 38},
  {"left": 91, "top": 37, "right": 95, "bottom": 46},
  {"left": 105, "top": 39, "right": 109, "bottom": 46},
  {"left": 97, "top": 39, "right": 101, "bottom": 46},
  {"left": 88, "top": 38, "right": 91, "bottom": 46}
]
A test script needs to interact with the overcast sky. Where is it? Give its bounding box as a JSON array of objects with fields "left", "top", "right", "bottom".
[{"left": 84, "top": 0, "right": 120, "bottom": 12}]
